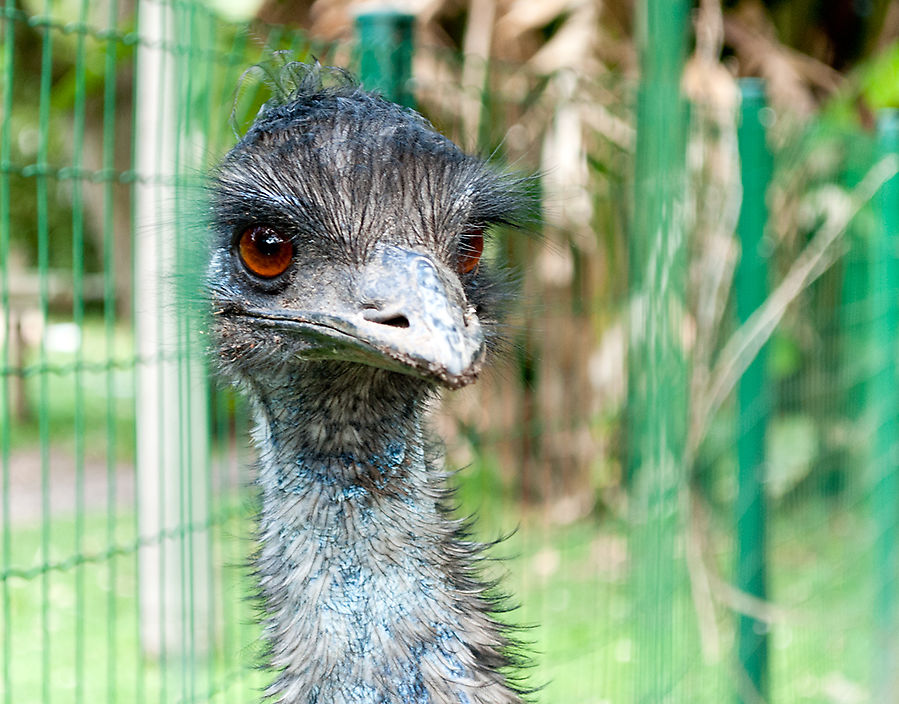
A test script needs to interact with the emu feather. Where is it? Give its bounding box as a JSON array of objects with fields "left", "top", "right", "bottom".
[{"left": 208, "top": 63, "right": 531, "bottom": 704}]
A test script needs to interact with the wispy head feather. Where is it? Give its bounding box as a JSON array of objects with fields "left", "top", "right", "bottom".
[{"left": 231, "top": 55, "right": 357, "bottom": 138}]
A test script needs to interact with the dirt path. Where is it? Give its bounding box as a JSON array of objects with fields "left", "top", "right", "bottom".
[{"left": 3, "top": 449, "right": 136, "bottom": 526}]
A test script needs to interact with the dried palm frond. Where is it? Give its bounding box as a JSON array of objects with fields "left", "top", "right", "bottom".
[{"left": 723, "top": 2, "right": 843, "bottom": 115}]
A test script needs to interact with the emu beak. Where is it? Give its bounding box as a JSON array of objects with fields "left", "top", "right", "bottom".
[{"left": 242, "top": 246, "right": 486, "bottom": 389}]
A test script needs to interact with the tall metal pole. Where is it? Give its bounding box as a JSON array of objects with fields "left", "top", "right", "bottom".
[
  {"left": 628, "top": 1, "right": 690, "bottom": 701},
  {"left": 734, "top": 78, "right": 771, "bottom": 703},
  {"left": 134, "top": 0, "right": 210, "bottom": 663},
  {"left": 354, "top": 9, "right": 415, "bottom": 107},
  {"left": 840, "top": 130, "right": 876, "bottom": 494},
  {"left": 872, "top": 108, "right": 899, "bottom": 701}
]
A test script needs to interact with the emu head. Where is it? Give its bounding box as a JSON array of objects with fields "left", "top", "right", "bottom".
[{"left": 207, "top": 63, "right": 526, "bottom": 398}]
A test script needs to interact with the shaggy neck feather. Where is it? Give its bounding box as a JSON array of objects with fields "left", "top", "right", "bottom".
[{"left": 247, "top": 365, "right": 521, "bottom": 704}]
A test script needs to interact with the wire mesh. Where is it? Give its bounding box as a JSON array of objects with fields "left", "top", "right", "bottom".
[{"left": 1, "top": 1, "right": 898, "bottom": 703}]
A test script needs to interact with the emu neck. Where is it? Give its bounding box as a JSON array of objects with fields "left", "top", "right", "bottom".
[{"left": 249, "top": 366, "right": 520, "bottom": 704}]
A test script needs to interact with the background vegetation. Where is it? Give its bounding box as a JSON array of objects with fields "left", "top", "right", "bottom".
[{"left": 3, "top": 0, "right": 899, "bottom": 702}]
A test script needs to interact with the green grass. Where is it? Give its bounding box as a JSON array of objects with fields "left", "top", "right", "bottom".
[
  {"left": 0, "top": 464, "right": 882, "bottom": 704},
  {"left": 458, "top": 454, "right": 878, "bottom": 703},
  {"left": 2, "top": 314, "right": 136, "bottom": 460},
  {"left": 1, "top": 498, "right": 266, "bottom": 704},
  {"left": 0, "top": 316, "right": 881, "bottom": 702},
  {"left": 3, "top": 470, "right": 626, "bottom": 703}
]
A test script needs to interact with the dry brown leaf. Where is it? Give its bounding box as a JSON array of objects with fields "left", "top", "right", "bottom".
[
  {"left": 528, "top": 2, "right": 598, "bottom": 75},
  {"left": 496, "top": 0, "right": 581, "bottom": 42}
]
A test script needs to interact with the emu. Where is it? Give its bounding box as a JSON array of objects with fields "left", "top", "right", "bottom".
[{"left": 207, "top": 63, "right": 530, "bottom": 704}]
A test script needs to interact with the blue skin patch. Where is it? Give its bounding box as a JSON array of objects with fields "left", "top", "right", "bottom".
[
  {"left": 388, "top": 626, "right": 473, "bottom": 704},
  {"left": 346, "top": 682, "right": 388, "bottom": 704},
  {"left": 263, "top": 437, "right": 483, "bottom": 703},
  {"left": 431, "top": 623, "right": 469, "bottom": 679},
  {"left": 276, "top": 440, "right": 407, "bottom": 496},
  {"left": 275, "top": 454, "right": 337, "bottom": 493},
  {"left": 394, "top": 656, "right": 430, "bottom": 704},
  {"left": 340, "top": 484, "right": 369, "bottom": 500}
]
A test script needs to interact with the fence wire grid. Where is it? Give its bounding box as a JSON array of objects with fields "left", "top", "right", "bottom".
[{"left": 1, "top": 1, "right": 899, "bottom": 703}]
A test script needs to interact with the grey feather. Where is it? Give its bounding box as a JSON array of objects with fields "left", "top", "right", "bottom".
[{"left": 207, "top": 61, "right": 534, "bottom": 704}]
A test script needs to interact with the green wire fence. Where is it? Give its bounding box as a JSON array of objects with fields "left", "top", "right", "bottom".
[{"left": 2, "top": 1, "right": 899, "bottom": 702}]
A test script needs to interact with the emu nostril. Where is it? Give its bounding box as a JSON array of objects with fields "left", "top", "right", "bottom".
[
  {"left": 380, "top": 315, "right": 410, "bottom": 328},
  {"left": 362, "top": 308, "right": 411, "bottom": 328}
]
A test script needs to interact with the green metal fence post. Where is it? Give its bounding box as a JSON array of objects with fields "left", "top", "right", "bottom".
[
  {"left": 840, "top": 129, "right": 877, "bottom": 496},
  {"left": 872, "top": 108, "right": 899, "bottom": 700},
  {"left": 0, "top": 3, "right": 13, "bottom": 703},
  {"left": 628, "top": 1, "right": 690, "bottom": 701},
  {"left": 734, "top": 78, "right": 772, "bottom": 704},
  {"left": 354, "top": 10, "right": 415, "bottom": 108}
]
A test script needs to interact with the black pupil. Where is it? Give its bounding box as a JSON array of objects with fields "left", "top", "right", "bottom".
[{"left": 255, "top": 229, "right": 283, "bottom": 256}]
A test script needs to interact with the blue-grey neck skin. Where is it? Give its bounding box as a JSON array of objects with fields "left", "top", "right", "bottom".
[{"left": 245, "top": 364, "right": 524, "bottom": 704}]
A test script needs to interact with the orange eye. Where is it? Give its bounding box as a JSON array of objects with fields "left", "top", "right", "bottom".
[
  {"left": 238, "top": 225, "right": 293, "bottom": 278},
  {"left": 457, "top": 226, "right": 484, "bottom": 275}
]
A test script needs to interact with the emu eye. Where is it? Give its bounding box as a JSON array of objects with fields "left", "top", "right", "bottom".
[
  {"left": 238, "top": 225, "right": 293, "bottom": 278},
  {"left": 457, "top": 226, "right": 485, "bottom": 275}
]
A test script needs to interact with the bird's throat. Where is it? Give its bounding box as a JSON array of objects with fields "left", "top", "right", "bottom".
[{"left": 249, "top": 367, "right": 521, "bottom": 704}]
